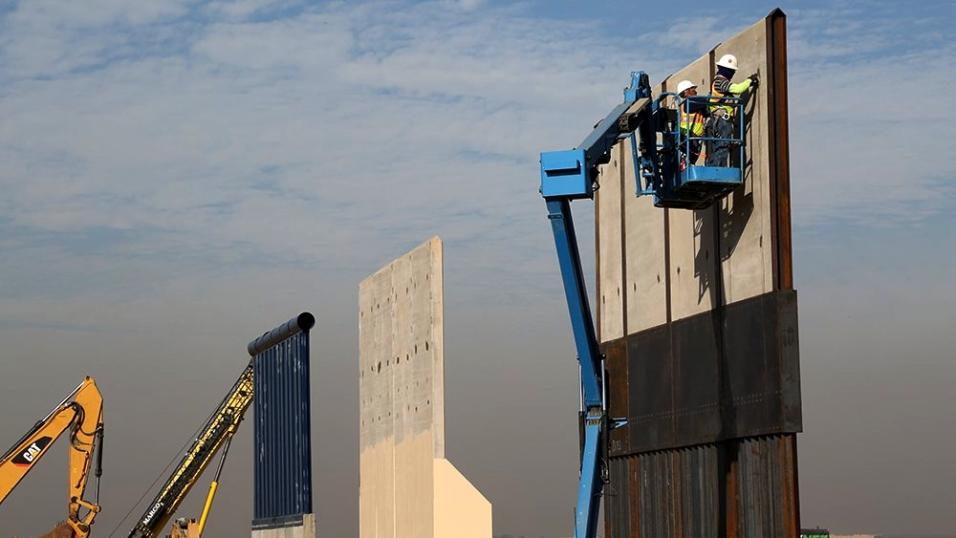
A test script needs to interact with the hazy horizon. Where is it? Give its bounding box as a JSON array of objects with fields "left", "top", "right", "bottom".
[{"left": 1, "top": 1, "right": 954, "bottom": 537}]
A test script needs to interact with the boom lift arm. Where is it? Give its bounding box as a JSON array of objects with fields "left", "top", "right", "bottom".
[
  {"left": 539, "top": 72, "right": 652, "bottom": 538},
  {"left": 126, "top": 364, "right": 253, "bottom": 538},
  {"left": 0, "top": 376, "right": 105, "bottom": 538},
  {"left": 539, "top": 71, "right": 746, "bottom": 538}
]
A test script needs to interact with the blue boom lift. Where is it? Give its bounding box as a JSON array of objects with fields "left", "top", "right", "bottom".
[{"left": 539, "top": 71, "right": 746, "bottom": 538}]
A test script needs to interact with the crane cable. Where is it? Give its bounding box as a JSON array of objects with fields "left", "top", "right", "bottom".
[{"left": 105, "top": 403, "right": 219, "bottom": 538}]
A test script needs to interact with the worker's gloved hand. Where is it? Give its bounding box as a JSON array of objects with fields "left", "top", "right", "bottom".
[{"left": 749, "top": 73, "right": 760, "bottom": 88}]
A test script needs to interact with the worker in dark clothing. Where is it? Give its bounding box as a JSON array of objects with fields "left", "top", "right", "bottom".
[
  {"left": 705, "top": 54, "right": 759, "bottom": 167},
  {"left": 676, "top": 79, "right": 707, "bottom": 168}
]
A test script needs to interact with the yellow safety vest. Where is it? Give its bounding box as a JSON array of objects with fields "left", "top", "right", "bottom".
[
  {"left": 679, "top": 104, "right": 705, "bottom": 137},
  {"left": 710, "top": 79, "right": 732, "bottom": 116},
  {"left": 710, "top": 76, "right": 752, "bottom": 116}
]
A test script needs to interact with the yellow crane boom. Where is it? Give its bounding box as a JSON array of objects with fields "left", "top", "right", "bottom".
[{"left": 126, "top": 364, "right": 253, "bottom": 538}]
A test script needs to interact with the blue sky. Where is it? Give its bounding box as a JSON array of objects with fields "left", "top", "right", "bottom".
[{"left": 0, "top": 1, "right": 954, "bottom": 537}]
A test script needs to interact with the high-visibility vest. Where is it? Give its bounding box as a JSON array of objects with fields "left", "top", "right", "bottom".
[
  {"left": 710, "top": 75, "right": 752, "bottom": 116},
  {"left": 710, "top": 78, "right": 733, "bottom": 116},
  {"left": 679, "top": 103, "right": 706, "bottom": 137}
]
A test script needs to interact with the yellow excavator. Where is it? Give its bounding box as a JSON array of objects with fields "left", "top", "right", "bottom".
[{"left": 0, "top": 376, "right": 104, "bottom": 538}]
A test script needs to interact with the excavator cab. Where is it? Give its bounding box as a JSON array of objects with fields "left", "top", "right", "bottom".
[{"left": 634, "top": 92, "right": 746, "bottom": 209}]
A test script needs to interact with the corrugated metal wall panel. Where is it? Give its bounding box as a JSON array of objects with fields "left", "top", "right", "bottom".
[
  {"left": 252, "top": 327, "right": 313, "bottom": 525},
  {"left": 637, "top": 446, "right": 719, "bottom": 537},
  {"left": 606, "top": 457, "right": 630, "bottom": 538},
  {"left": 735, "top": 435, "right": 799, "bottom": 537},
  {"left": 606, "top": 434, "right": 798, "bottom": 537}
]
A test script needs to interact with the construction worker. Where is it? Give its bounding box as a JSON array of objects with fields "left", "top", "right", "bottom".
[
  {"left": 676, "top": 79, "right": 707, "bottom": 168},
  {"left": 705, "top": 54, "right": 759, "bottom": 167}
]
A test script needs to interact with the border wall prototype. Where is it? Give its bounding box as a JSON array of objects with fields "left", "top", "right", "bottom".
[
  {"left": 598, "top": 10, "right": 801, "bottom": 537},
  {"left": 251, "top": 314, "right": 316, "bottom": 538},
  {"left": 359, "top": 237, "right": 492, "bottom": 538}
]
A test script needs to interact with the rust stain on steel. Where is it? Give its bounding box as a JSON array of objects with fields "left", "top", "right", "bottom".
[
  {"left": 725, "top": 442, "right": 739, "bottom": 538},
  {"left": 767, "top": 8, "right": 793, "bottom": 290},
  {"left": 780, "top": 435, "right": 800, "bottom": 537},
  {"left": 606, "top": 434, "right": 799, "bottom": 537},
  {"left": 629, "top": 455, "right": 641, "bottom": 537},
  {"left": 604, "top": 339, "right": 629, "bottom": 456}
]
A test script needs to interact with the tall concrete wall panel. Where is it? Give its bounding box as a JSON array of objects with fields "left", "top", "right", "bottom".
[
  {"left": 359, "top": 237, "right": 490, "bottom": 538},
  {"left": 599, "top": 14, "right": 789, "bottom": 334},
  {"left": 622, "top": 136, "right": 667, "bottom": 335},
  {"left": 597, "top": 10, "right": 800, "bottom": 537},
  {"left": 597, "top": 143, "right": 625, "bottom": 342}
]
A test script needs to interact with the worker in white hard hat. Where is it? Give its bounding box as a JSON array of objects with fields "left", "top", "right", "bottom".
[
  {"left": 675, "top": 79, "right": 707, "bottom": 168},
  {"left": 705, "top": 53, "right": 759, "bottom": 167}
]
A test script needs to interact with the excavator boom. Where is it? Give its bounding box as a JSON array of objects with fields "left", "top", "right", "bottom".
[{"left": 0, "top": 376, "right": 104, "bottom": 537}]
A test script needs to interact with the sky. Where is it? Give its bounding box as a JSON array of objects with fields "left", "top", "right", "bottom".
[{"left": 0, "top": 0, "right": 954, "bottom": 536}]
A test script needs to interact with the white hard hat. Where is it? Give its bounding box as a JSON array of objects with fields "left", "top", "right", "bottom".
[
  {"left": 717, "top": 54, "right": 738, "bottom": 70},
  {"left": 676, "top": 80, "right": 697, "bottom": 94}
]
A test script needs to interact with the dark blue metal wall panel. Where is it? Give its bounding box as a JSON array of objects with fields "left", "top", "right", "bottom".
[{"left": 251, "top": 313, "right": 314, "bottom": 526}]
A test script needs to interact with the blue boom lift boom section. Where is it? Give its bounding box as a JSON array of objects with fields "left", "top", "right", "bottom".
[{"left": 539, "top": 71, "right": 746, "bottom": 538}]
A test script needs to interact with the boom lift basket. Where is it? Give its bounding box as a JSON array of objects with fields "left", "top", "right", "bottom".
[{"left": 634, "top": 93, "right": 746, "bottom": 209}]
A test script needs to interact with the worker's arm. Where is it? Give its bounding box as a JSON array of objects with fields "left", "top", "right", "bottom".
[
  {"left": 728, "top": 78, "right": 752, "bottom": 94},
  {"left": 714, "top": 75, "right": 753, "bottom": 96}
]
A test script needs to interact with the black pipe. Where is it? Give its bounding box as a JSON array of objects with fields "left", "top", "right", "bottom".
[{"left": 246, "top": 312, "right": 315, "bottom": 356}]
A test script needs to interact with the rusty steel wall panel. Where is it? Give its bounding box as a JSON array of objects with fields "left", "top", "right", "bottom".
[
  {"left": 637, "top": 446, "right": 720, "bottom": 538},
  {"left": 735, "top": 435, "right": 800, "bottom": 537},
  {"left": 605, "top": 457, "right": 631, "bottom": 538},
  {"left": 604, "top": 289, "right": 801, "bottom": 454},
  {"left": 606, "top": 435, "right": 798, "bottom": 537},
  {"left": 605, "top": 338, "right": 629, "bottom": 456}
]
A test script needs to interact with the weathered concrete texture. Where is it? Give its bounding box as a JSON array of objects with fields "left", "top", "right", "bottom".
[
  {"left": 251, "top": 514, "right": 316, "bottom": 538},
  {"left": 359, "top": 237, "right": 491, "bottom": 538},
  {"left": 662, "top": 54, "right": 719, "bottom": 322},
  {"left": 597, "top": 13, "right": 784, "bottom": 335},
  {"left": 621, "top": 144, "right": 666, "bottom": 336},
  {"left": 714, "top": 20, "right": 776, "bottom": 303},
  {"left": 597, "top": 142, "right": 625, "bottom": 342}
]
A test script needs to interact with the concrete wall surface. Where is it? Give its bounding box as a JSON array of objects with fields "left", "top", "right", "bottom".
[
  {"left": 596, "top": 10, "right": 792, "bottom": 342},
  {"left": 359, "top": 237, "right": 490, "bottom": 538},
  {"left": 251, "top": 514, "right": 316, "bottom": 538}
]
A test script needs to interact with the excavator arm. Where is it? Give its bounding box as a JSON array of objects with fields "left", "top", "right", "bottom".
[{"left": 0, "top": 376, "right": 105, "bottom": 537}]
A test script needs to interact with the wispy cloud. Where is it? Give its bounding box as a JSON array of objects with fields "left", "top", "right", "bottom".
[
  {"left": 787, "top": 4, "right": 956, "bottom": 224},
  {"left": 0, "top": 3, "right": 954, "bottom": 535},
  {"left": 0, "top": 0, "right": 667, "bottom": 303}
]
